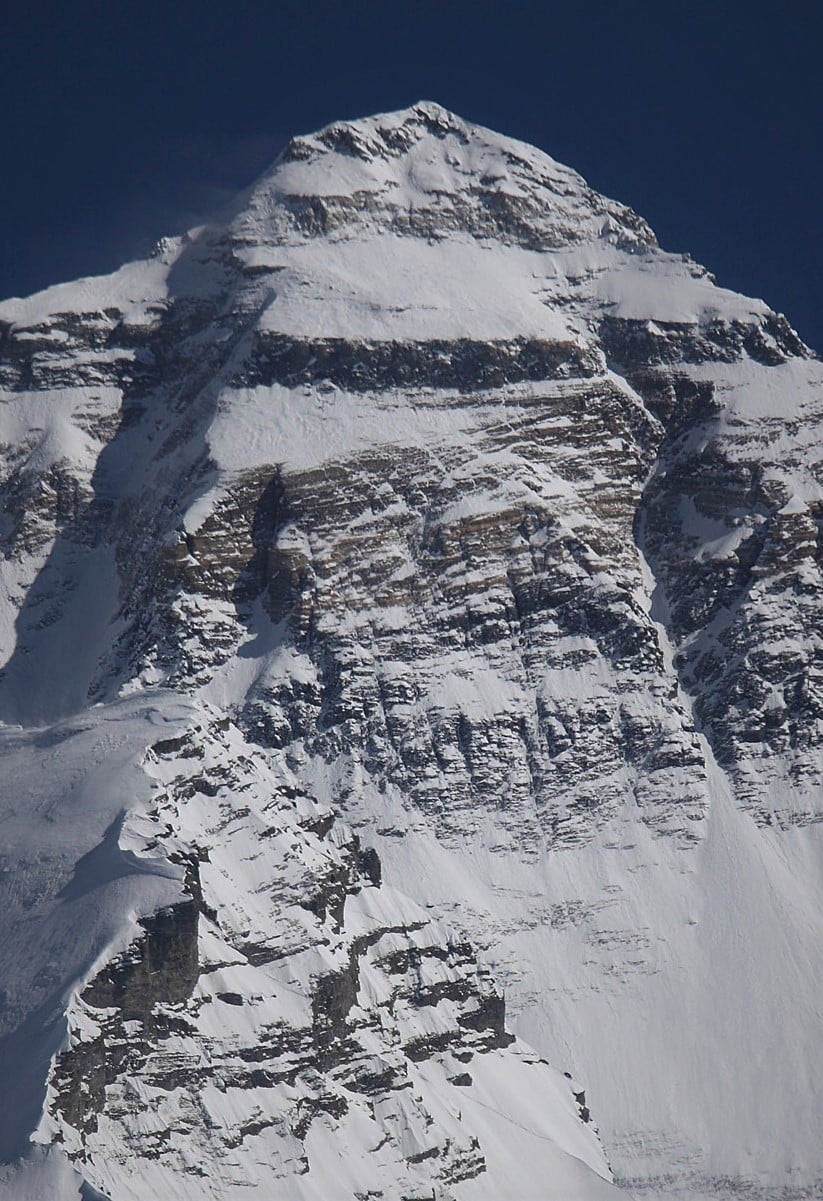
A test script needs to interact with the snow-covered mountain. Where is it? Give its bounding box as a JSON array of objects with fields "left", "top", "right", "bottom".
[{"left": 0, "top": 101, "right": 821, "bottom": 1200}]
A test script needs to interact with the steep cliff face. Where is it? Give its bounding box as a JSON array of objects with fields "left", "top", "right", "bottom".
[
  {"left": 48, "top": 712, "right": 594, "bottom": 1200},
  {"left": 0, "top": 700, "right": 613, "bottom": 1201},
  {"left": 0, "top": 102, "right": 822, "bottom": 1200}
]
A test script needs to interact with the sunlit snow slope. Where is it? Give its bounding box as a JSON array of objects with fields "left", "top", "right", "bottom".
[{"left": 1, "top": 102, "right": 821, "bottom": 1200}]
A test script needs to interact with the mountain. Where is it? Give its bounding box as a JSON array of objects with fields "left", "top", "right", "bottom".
[{"left": 0, "top": 101, "right": 821, "bottom": 1200}]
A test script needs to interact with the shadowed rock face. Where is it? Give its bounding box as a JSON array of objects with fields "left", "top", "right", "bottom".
[
  {"left": 53, "top": 899, "right": 200, "bottom": 1134},
  {"left": 238, "top": 332, "right": 603, "bottom": 392},
  {"left": 2, "top": 102, "right": 823, "bottom": 1200},
  {"left": 47, "top": 717, "right": 516, "bottom": 1193},
  {"left": 82, "top": 899, "right": 201, "bottom": 1021}
]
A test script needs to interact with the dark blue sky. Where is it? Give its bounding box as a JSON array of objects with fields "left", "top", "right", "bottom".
[{"left": 3, "top": 1, "right": 822, "bottom": 348}]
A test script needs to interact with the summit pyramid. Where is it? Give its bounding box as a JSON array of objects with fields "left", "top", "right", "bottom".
[{"left": 0, "top": 104, "right": 821, "bottom": 1200}]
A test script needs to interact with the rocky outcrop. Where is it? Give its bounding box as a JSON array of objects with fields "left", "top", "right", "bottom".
[
  {"left": 81, "top": 899, "right": 200, "bottom": 1021},
  {"left": 43, "top": 713, "right": 575, "bottom": 1199},
  {"left": 600, "top": 314, "right": 823, "bottom": 825}
]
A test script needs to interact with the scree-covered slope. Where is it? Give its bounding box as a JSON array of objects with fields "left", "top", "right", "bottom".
[{"left": 0, "top": 102, "right": 821, "bottom": 1201}]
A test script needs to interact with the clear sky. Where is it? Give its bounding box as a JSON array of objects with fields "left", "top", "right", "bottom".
[{"left": 3, "top": 0, "right": 822, "bottom": 349}]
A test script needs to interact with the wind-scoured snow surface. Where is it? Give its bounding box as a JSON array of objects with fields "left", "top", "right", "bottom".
[{"left": 0, "top": 102, "right": 821, "bottom": 1199}]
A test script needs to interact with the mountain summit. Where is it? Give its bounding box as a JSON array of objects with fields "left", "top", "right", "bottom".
[{"left": 0, "top": 104, "right": 821, "bottom": 1200}]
